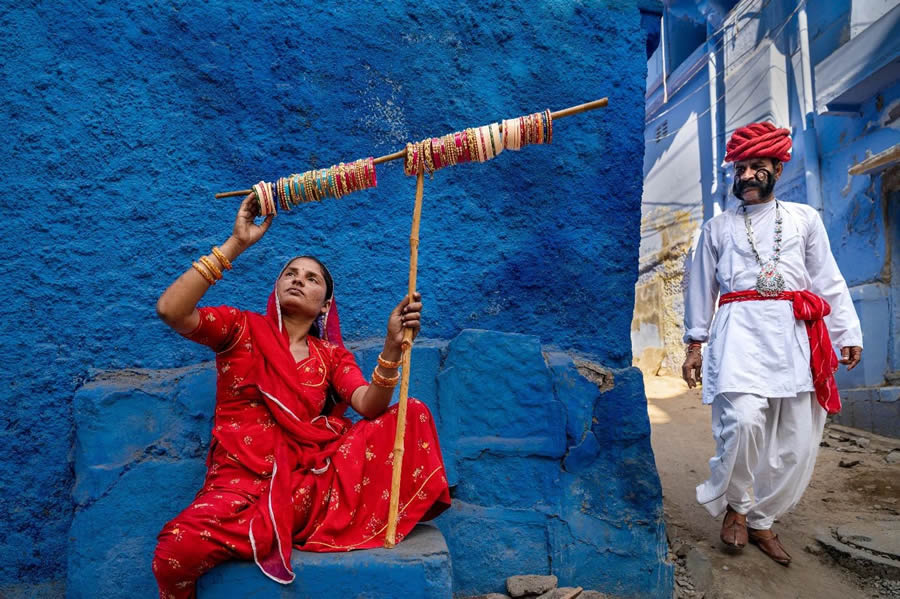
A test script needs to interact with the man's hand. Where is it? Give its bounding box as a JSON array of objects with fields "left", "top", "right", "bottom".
[
  {"left": 682, "top": 346, "right": 703, "bottom": 389},
  {"left": 839, "top": 346, "right": 862, "bottom": 371}
]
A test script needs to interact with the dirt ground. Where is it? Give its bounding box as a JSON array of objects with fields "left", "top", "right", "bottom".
[{"left": 645, "top": 375, "right": 900, "bottom": 599}]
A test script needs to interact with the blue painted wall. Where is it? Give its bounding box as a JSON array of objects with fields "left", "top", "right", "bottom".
[
  {"left": 68, "top": 332, "right": 671, "bottom": 598},
  {"left": 0, "top": 0, "right": 653, "bottom": 592},
  {"left": 819, "top": 79, "right": 900, "bottom": 395}
]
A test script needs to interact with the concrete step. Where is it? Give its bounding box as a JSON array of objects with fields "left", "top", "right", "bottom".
[
  {"left": 198, "top": 524, "right": 452, "bottom": 598},
  {"left": 815, "top": 522, "right": 900, "bottom": 581}
]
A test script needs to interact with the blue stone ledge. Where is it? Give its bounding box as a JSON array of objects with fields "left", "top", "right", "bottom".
[
  {"left": 832, "top": 385, "right": 900, "bottom": 438},
  {"left": 197, "top": 524, "right": 451, "bottom": 599}
]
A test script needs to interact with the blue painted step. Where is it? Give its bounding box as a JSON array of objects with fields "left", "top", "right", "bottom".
[{"left": 198, "top": 524, "right": 452, "bottom": 598}]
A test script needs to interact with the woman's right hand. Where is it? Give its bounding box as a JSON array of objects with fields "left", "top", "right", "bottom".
[{"left": 232, "top": 192, "right": 273, "bottom": 249}]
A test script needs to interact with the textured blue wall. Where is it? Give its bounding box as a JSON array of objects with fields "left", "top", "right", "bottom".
[
  {"left": 68, "top": 332, "right": 670, "bottom": 597},
  {"left": 818, "top": 80, "right": 899, "bottom": 290},
  {"left": 817, "top": 79, "right": 900, "bottom": 416},
  {"left": 0, "top": 0, "right": 648, "bottom": 589}
]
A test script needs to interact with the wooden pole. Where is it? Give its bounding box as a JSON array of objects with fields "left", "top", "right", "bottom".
[
  {"left": 382, "top": 99, "right": 606, "bottom": 548},
  {"left": 384, "top": 168, "right": 425, "bottom": 548},
  {"left": 214, "top": 97, "right": 608, "bottom": 199}
]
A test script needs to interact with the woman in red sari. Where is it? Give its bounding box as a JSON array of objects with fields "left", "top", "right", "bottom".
[{"left": 152, "top": 194, "right": 450, "bottom": 598}]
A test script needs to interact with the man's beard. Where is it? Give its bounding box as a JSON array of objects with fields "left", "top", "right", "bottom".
[{"left": 733, "top": 169, "right": 776, "bottom": 201}]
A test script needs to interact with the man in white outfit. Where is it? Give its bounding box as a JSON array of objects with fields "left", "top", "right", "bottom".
[{"left": 681, "top": 122, "right": 863, "bottom": 565}]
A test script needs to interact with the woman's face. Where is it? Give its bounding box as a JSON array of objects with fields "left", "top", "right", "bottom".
[{"left": 277, "top": 258, "right": 331, "bottom": 318}]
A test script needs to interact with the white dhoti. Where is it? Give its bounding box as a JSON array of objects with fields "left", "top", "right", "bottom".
[{"left": 696, "top": 391, "right": 826, "bottom": 529}]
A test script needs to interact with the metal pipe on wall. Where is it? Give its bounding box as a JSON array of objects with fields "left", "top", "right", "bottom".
[{"left": 797, "top": 0, "right": 824, "bottom": 212}]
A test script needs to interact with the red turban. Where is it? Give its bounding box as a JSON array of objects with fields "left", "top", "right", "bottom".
[{"left": 724, "top": 122, "right": 792, "bottom": 163}]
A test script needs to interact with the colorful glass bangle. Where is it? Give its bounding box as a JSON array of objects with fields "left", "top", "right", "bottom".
[
  {"left": 423, "top": 140, "right": 434, "bottom": 174},
  {"left": 405, "top": 143, "right": 415, "bottom": 175},
  {"left": 354, "top": 161, "right": 364, "bottom": 191},
  {"left": 490, "top": 123, "right": 503, "bottom": 156},
  {"left": 479, "top": 126, "right": 490, "bottom": 160},
  {"left": 346, "top": 164, "right": 355, "bottom": 191},
  {"left": 368, "top": 157, "right": 377, "bottom": 186},
  {"left": 430, "top": 138, "right": 441, "bottom": 170},
  {"left": 296, "top": 175, "right": 304, "bottom": 203},
  {"left": 265, "top": 182, "right": 275, "bottom": 215},
  {"left": 468, "top": 128, "right": 479, "bottom": 161}
]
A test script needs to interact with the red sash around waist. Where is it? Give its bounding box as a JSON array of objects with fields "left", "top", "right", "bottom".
[{"left": 718, "top": 290, "right": 840, "bottom": 414}]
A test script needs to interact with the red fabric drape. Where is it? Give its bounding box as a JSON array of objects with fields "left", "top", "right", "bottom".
[{"left": 153, "top": 271, "right": 450, "bottom": 599}]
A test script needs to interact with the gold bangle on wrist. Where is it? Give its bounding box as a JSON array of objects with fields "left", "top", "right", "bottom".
[
  {"left": 377, "top": 353, "right": 402, "bottom": 370},
  {"left": 371, "top": 367, "right": 400, "bottom": 388},
  {"left": 211, "top": 246, "right": 233, "bottom": 270},
  {"left": 192, "top": 261, "right": 216, "bottom": 285},
  {"left": 199, "top": 256, "right": 223, "bottom": 281}
]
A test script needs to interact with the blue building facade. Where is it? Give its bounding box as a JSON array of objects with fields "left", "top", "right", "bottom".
[
  {"left": 633, "top": 0, "right": 900, "bottom": 436},
  {"left": 0, "top": 1, "right": 671, "bottom": 596}
]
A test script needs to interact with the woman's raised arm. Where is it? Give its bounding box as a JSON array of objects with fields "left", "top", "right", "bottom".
[{"left": 156, "top": 193, "right": 272, "bottom": 334}]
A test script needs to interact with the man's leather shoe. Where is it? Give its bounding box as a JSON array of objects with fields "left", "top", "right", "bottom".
[
  {"left": 720, "top": 505, "right": 748, "bottom": 548},
  {"left": 748, "top": 528, "right": 792, "bottom": 566}
]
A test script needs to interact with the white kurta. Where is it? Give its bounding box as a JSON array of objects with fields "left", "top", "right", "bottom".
[{"left": 684, "top": 199, "right": 863, "bottom": 404}]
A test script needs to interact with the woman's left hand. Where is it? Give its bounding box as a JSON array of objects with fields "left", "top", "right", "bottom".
[{"left": 385, "top": 292, "right": 422, "bottom": 350}]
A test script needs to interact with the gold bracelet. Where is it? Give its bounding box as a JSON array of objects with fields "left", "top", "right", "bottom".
[
  {"left": 211, "top": 246, "right": 233, "bottom": 270},
  {"left": 422, "top": 139, "right": 434, "bottom": 176},
  {"left": 371, "top": 367, "right": 400, "bottom": 388},
  {"left": 199, "top": 256, "right": 222, "bottom": 280},
  {"left": 377, "top": 353, "right": 402, "bottom": 370},
  {"left": 405, "top": 143, "right": 415, "bottom": 175},
  {"left": 192, "top": 261, "right": 216, "bottom": 285}
]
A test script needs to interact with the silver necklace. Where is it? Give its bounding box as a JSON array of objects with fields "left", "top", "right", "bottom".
[{"left": 742, "top": 200, "right": 785, "bottom": 296}]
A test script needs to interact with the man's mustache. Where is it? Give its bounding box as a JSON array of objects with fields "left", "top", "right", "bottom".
[{"left": 737, "top": 180, "right": 763, "bottom": 190}]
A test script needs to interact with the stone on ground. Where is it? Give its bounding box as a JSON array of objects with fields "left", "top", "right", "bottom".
[
  {"left": 536, "top": 586, "right": 583, "bottom": 599},
  {"left": 506, "top": 574, "right": 558, "bottom": 597}
]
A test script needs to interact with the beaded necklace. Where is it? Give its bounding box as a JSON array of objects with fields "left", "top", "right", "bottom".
[{"left": 742, "top": 200, "right": 785, "bottom": 296}]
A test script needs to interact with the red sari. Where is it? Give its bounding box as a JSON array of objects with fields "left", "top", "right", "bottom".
[{"left": 152, "top": 300, "right": 450, "bottom": 598}]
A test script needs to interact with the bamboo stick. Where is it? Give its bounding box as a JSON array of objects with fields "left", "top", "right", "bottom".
[
  {"left": 383, "top": 100, "right": 606, "bottom": 548},
  {"left": 384, "top": 168, "right": 425, "bottom": 548},
  {"left": 213, "top": 97, "right": 608, "bottom": 199}
]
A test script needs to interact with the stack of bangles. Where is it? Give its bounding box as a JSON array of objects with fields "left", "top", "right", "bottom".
[
  {"left": 403, "top": 109, "right": 552, "bottom": 177},
  {"left": 192, "top": 246, "right": 233, "bottom": 285},
  {"left": 686, "top": 342, "right": 702, "bottom": 355},
  {"left": 252, "top": 156, "right": 377, "bottom": 217},
  {"left": 371, "top": 353, "right": 401, "bottom": 388}
]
